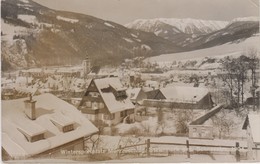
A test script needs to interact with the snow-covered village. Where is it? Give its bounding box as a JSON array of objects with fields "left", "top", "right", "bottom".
[{"left": 1, "top": 0, "right": 260, "bottom": 163}]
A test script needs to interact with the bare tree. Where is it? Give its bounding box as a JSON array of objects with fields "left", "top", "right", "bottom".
[
  {"left": 233, "top": 55, "right": 248, "bottom": 106},
  {"left": 174, "top": 109, "right": 194, "bottom": 134},
  {"left": 211, "top": 110, "right": 235, "bottom": 139},
  {"left": 247, "top": 48, "right": 259, "bottom": 110},
  {"left": 220, "top": 53, "right": 258, "bottom": 109},
  {"left": 220, "top": 56, "right": 237, "bottom": 107},
  {"left": 155, "top": 101, "right": 167, "bottom": 135},
  {"left": 84, "top": 134, "right": 103, "bottom": 153}
]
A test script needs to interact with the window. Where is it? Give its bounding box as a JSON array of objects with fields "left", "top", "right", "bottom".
[
  {"left": 117, "top": 91, "right": 126, "bottom": 97},
  {"left": 63, "top": 124, "right": 74, "bottom": 133},
  {"left": 127, "top": 109, "right": 134, "bottom": 115},
  {"left": 111, "top": 113, "right": 115, "bottom": 120},
  {"left": 193, "top": 128, "right": 197, "bottom": 133},
  {"left": 104, "top": 113, "right": 115, "bottom": 120},
  {"left": 89, "top": 92, "right": 99, "bottom": 97},
  {"left": 120, "top": 111, "right": 124, "bottom": 117},
  {"left": 103, "top": 114, "right": 109, "bottom": 120},
  {"left": 31, "top": 133, "right": 45, "bottom": 142},
  {"left": 85, "top": 101, "right": 91, "bottom": 107},
  {"left": 92, "top": 102, "right": 98, "bottom": 109},
  {"left": 99, "top": 102, "right": 104, "bottom": 109}
]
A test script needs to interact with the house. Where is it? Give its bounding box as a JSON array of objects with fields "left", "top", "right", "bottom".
[
  {"left": 14, "top": 87, "right": 41, "bottom": 98},
  {"left": 19, "top": 68, "right": 44, "bottom": 77},
  {"left": 78, "top": 77, "right": 135, "bottom": 126},
  {"left": 1, "top": 78, "right": 14, "bottom": 88},
  {"left": 70, "top": 98, "right": 82, "bottom": 107},
  {"left": 188, "top": 104, "right": 224, "bottom": 139},
  {"left": 2, "top": 93, "right": 98, "bottom": 160},
  {"left": 126, "top": 88, "right": 147, "bottom": 105},
  {"left": 144, "top": 88, "right": 166, "bottom": 100},
  {"left": 160, "top": 86, "right": 213, "bottom": 109},
  {"left": 245, "top": 87, "right": 260, "bottom": 107},
  {"left": 145, "top": 80, "right": 159, "bottom": 89},
  {"left": 242, "top": 114, "right": 260, "bottom": 161},
  {"left": 1, "top": 87, "right": 15, "bottom": 100},
  {"left": 15, "top": 76, "right": 33, "bottom": 87}
]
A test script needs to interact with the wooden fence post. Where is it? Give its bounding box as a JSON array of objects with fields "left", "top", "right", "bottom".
[
  {"left": 236, "top": 142, "right": 240, "bottom": 162},
  {"left": 117, "top": 145, "right": 121, "bottom": 158},
  {"left": 146, "top": 139, "right": 150, "bottom": 157},
  {"left": 186, "top": 140, "right": 190, "bottom": 158}
]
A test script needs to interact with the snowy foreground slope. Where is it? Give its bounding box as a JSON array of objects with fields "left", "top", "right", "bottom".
[
  {"left": 146, "top": 33, "right": 260, "bottom": 63},
  {"left": 107, "top": 155, "right": 237, "bottom": 163}
]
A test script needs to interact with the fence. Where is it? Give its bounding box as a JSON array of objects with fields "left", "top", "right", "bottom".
[{"left": 117, "top": 139, "right": 249, "bottom": 162}]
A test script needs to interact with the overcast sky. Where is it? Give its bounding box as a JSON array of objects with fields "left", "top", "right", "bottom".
[{"left": 34, "top": 0, "right": 259, "bottom": 25}]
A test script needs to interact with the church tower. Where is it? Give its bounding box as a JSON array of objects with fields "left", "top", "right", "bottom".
[{"left": 82, "top": 54, "right": 91, "bottom": 78}]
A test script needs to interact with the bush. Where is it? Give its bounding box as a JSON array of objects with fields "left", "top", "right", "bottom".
[{"left": 123, "top": 126, "right": 142, "bottom": 136}]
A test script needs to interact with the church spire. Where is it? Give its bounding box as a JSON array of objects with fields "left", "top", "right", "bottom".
[{"left": 82, "top": 52, "right": 91, "bottom": 78}]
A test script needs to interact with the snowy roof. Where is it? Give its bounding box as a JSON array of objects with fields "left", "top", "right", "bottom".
[
  {"left": 15, "top": 87, "right": 40, "bottom": 96},
  {"left": 16, "top": 118, "right": 47, "bottom": 136},
  {"left": 2, "top": 93, "right": 98, "bottom": 159},
  {"left": 1, "top": 78, "right": 13, "bottom": 84},
  {"left": 94, "top": 77, "right": 126, "bottom": 91},
  {"left": 21, "top": 68, "right": 42, "bottom": 73},
  {"left": 15, "top": 77, "right": 33, "bottom": 84},
  {"left": 142, "top": 87, "right": 154, "bottom": 92},
  {"left": 126, "top": 88, "right": 141, "bottom": 101},
  {"left": 243, "top": 114, "right": 260, "bottom": 144},
  {"left": 160, "top": 86, "right": 209, "bottom": 103},
  {"left": 50, "top": 113, "right": 74, "bottom": 127},
  {"left": 145, "top": 89, "right": 164, "bottom": 99},
  {"left": 243, "top": 91, "right": 253, "bottom": 99},
  {"left": 93, "top": 78, "right": 135, "bottom": 113},
  {"left": 145, "top": 80, "right": 159, "bottom": 86},
  {"left": 56, "top": 68, "right": 80, "bottom": 73}
]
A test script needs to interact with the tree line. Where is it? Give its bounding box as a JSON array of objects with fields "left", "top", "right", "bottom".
[{"left": 219, "top": 48, "right": 259, "bottom": 110}]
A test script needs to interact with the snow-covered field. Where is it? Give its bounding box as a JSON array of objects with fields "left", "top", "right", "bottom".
[
  {"left": 4, "top": 159, "right": 77, "bottom": 163},
  {"left": 56, "top": 16, "right": 79, "bottom": 23},
  {"left": 107, "top": 154, "right": 237, "bottom": 163},
  {"left": 18, "top": 14, "right": 37, "bottom": 24},
  {"left": 146, "top": 34, "right": 260, "bottom": 64},
  {"left": 90, "top": 135, "right": 246, "bottom": 151},
  {"left": 1, "top": 19, "right": 28, "bottom": 44},
  {"left": 104, "top": 22, "right": 115, "bottom": 28}
]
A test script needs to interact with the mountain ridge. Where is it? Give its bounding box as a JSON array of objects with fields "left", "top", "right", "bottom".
[
  {"left": 1, "top": 0, "right": 182, "bottom": 71},
  {"left": 125, "top": 18, "right": 229, "bottom": 35},
  {"left": 126, "top": 17, "right": 259, "bottom": 50}
]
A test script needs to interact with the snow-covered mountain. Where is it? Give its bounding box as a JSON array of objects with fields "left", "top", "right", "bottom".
[
  {"left": 183, "top": 17, "right": 259, "bottom": 49},
  {"left": 126, "top": 17, "right": 259, "bottom": 50},
  {"left": 1, "top": 0, "right": 182, "bottom": 71},
  {"left": 125, "top": 18, "right": 229, "bottom": 35},
  {"left": 2, "top": 0, "right": 259, "bottom": 71}
]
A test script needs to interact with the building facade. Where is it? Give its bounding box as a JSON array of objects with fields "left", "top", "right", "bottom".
[{"left": 78, "top": 77, "right": 135, "bottom": 126}]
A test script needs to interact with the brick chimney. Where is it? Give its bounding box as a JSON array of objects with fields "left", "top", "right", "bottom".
[{"left": 24, "top": 94, "right": 37, "bottom": 120}]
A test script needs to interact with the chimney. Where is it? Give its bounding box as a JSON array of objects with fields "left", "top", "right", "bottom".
[{"left": 24, "top": 94, "right": 37, "bottom": 120}]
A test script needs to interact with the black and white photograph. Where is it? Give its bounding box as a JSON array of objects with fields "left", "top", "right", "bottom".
[{"left": 1, "top": 0, "right": 260, "bottom": 163}]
